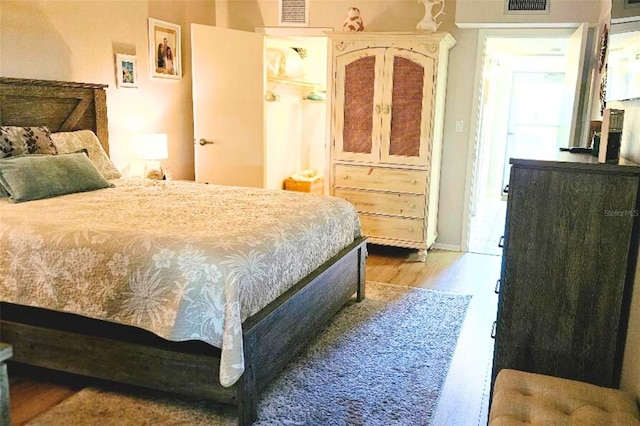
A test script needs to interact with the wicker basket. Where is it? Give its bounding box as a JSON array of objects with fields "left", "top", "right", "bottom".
[{"left": 284, "top": 178, "right": 324, "bottom": 195}]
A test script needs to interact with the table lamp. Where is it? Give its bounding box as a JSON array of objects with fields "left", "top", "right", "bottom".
[{"left": 135, "top": 133, "right": 168, "bottom": 179}]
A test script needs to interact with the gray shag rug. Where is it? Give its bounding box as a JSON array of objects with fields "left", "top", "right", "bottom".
[{"left": 28, "top": 282, "right": 471, "bottom": 426}]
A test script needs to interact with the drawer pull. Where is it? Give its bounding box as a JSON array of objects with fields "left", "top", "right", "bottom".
[
  {"left": 494, "top": 279, "right": 501, "bottom": 294},
  {"left": 383, "top": 104, "right": 390, "bottom": 114},
  {"left": 343, "top": 175, "right": 349, "bottom": 180},
  {"left": 375, "top": 104, "right": 382, "bottom": 114},
  {"left": 409, "top": 204, "right": 415, "bottom": 209},
  {"left": 409, "top": 227, "right": 414, "bottom": 233},
  {"left": 410, "top": 179, "right": 417, "bottom": 185},
  {"left": 498, "top": 236, "right": 504, "bottom": 248},
  {"left": 491, "top": 321, "right": 497, "bottom": 339}
]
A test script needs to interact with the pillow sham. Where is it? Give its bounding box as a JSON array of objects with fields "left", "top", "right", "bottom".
[
  {"left": 0, "top": 126, "right": 58, "bottom": 158},
  {"left": 50, "top": 130, "right": 122, "bottom": 180},
  {"left": 0, "top": 152, "right": 114, "bottom": 203}
]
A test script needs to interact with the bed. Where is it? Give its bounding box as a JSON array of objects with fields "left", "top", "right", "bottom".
[{"left": 0, "top": 77, "right": 367, "bottom": 425}]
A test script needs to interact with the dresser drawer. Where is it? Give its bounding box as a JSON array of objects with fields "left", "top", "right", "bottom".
[
  {"left": 359, "top": 214, "right": 424, "bottom": 243},
  {"left": 335, "top": 189, "right": 425, "bottom": 218},
  {"left": 334, "top": 165, "right": 427, "bottom": 194}
]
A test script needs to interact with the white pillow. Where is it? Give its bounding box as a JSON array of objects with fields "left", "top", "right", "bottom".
[{"left": 50, "top": 130, "right": 121, "bottom": 180}]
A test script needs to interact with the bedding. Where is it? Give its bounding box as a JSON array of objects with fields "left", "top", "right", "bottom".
[
  {"left": 50, "top": 130, "right": 122, "bottom": 180},
  {"left": 0, "top": 152, "right": 113, "bottom": 202},
  {"left": 0, "top": 126, "right": 58, "bottom": 158},
  {"left": 0, "top": 178, "right": 361, "bottom": 387}
]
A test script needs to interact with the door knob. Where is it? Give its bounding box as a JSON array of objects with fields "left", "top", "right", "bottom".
[{"left": 198, "top": 138, "right": 215, "bottom": 146}]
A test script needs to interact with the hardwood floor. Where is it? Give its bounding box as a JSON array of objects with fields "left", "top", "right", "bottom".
[
  {"left": 7, "top": 245, "right": 500, "bottom": 425},
  {"left": 366, "top": 245, "right": 500, "bottom": 426}
]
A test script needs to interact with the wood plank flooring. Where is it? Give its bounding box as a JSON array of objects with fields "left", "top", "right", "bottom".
[
  {"left": 7, "top": 245, "right": 500, "bottom": 425},
  {"left": 366, "top": 245, "right": 500, "bottom": 426}
]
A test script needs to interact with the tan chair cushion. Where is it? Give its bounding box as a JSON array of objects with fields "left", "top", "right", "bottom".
[{"left": 489, "top": 369, "right": 640, "bottom": 425}]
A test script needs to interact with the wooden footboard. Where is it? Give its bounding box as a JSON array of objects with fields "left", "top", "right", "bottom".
[
  {"left": 1, "top": 237, "right": 366, "bottom": 425},
  {"left": 239, "top": 237, "right": 366, "bottom": 423}
]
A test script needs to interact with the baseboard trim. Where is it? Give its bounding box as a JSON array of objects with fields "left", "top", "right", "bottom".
[{"left": 432, "top": 243, "right": 462, "bottom": 252}]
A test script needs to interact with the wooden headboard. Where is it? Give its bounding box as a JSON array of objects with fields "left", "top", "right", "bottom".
[{"left": 0, "top": 77, "right": 109, "bottom": 154}]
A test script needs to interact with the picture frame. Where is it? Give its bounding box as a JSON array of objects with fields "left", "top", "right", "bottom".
[
  {"left": 624, "top": 0, "right": 640, "bottom": 8},
  {"left": 148, "top": 18, "right": 181, "bottom": 80},
  {"left": 115, "top": 54, "right": 138, "bottom": 88}
]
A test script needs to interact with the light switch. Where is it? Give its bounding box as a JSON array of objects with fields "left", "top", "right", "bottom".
[{"left": 455, "top": 120, "right": 464, "bottom": 132}]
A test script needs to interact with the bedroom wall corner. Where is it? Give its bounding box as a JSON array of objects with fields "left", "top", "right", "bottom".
[{"left": 0, "top": 0, "right": 216, "bottom": 181}]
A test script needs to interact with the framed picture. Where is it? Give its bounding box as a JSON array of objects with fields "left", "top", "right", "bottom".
[
  {"left": 115, "top": 54, "right": 138, "bottom": 88},
  {"left": 624, "top": 0, "right": 640, "bottom": 7},
  {"left": 148, "top": 18, "right": 181, "bottom": 80}
]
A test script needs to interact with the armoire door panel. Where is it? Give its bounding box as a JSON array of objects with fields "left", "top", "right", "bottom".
[
  {"left": 380, "top": 49, "right": 435, "bottom": 166},
  {"left": 333, "top": 49, "right": 385, "bottom": 163},
  {"left": 388, "top": 56, "right": 424, "bottom": 157},
  {"left": 343, "top": 56, "right": 375, "bottom": 154}
]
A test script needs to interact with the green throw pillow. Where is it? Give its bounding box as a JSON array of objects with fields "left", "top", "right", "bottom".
[{"left": 0, "top": 152, "right": 114, "bottom": 202}]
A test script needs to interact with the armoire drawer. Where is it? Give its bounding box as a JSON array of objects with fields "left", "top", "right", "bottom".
[
  {"left": 334, "top": 165, "right": 427, "bottom": 194},
  {"left": 359, "top": 214, "right": 424, "bottom": 243},
  {"left": 335, "top": 189, "right": 425, "bottom": 218}
]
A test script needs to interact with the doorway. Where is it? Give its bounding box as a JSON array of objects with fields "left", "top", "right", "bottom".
[
  {"left": 467, "top": 36, "right": 571, "bottom": 255},
  {"left": 191, "top": 26, "right": 330, "bottom": 190}
]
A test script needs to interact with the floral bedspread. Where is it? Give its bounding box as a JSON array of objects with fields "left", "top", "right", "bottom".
[{"left": 0, "top": 178, "right": 361, "bottom": 387}]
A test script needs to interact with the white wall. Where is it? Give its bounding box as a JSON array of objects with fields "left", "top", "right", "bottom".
[
  {"left": 0, "top": 0, "right": 612, "bottom": 248},
  {"left": 437, "top": 28, "right": 479, "bottom": 248},
  {"left": 0, "top": 1, "right": 216, "bottom": 180}
]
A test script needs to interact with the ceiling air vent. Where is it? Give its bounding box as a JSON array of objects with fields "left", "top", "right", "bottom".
[
  {"left": 279, "top": 0, "right": 309, "bottom": 26},
  {"left": 505, "top": 0, "right": 550, "bottom": 14}
]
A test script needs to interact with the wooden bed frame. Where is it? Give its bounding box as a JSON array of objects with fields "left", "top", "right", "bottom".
[{"left": 0, "top": 77, "right": 367, "bottom": 425}]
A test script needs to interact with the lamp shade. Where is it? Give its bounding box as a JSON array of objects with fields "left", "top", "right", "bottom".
[{"left": 135, "top": 133, "right": 168, "bottom": 160}]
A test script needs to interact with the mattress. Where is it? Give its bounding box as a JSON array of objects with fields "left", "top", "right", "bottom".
[{"left": 0, "top": 178, "right": 362, "bottom": 386}]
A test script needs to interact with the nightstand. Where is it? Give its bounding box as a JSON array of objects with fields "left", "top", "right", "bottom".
[{"left": 0, "top": 342, "right": 12, "bottom": 426}]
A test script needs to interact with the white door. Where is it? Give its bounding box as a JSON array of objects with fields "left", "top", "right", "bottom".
[
  {"left": 501, "top": 72, "right": 565, "bottom": 191},
  {"left": 192, "top": 24, "right": 264, "bottom": 187},
  {"left": 557, "top": 23, "right": 588, "bottom": 148}
]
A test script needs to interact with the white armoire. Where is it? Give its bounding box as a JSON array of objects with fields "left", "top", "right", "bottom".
[{"left": 329, "top": 32, "right": 456, "bottom": 260}]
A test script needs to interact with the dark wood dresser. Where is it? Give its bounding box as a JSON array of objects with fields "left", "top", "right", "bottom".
[{"left": 491, "top": 153, "right": 640, "bottom": 390}]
